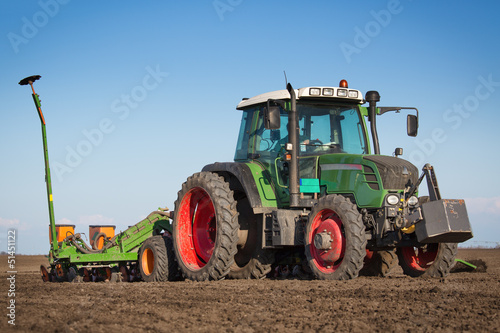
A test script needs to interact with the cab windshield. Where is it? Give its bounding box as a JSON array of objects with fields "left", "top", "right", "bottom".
[
  {"left": 296, "top": 103, "right": 368, "bottom": 155},
  {"left": 234, "top": 102, "right": 368, "bottom": 161}
]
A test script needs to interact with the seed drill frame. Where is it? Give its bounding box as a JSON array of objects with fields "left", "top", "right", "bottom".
[{"left": 19, "top": 75, "right": 171, "bottom": 281}]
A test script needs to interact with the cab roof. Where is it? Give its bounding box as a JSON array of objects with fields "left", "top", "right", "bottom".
[{"left": 237, "top": 86, "right": 364, "bottom": 110}]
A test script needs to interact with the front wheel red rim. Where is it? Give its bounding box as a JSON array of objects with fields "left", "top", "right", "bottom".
[
  {"left": 308, "top": 208, "right": 346, "bottom": 274},
  {"left": 400, "top": 244, "right": 439, "bottom": 271},
  {"left": 176, "top": 187, "right": 216, "bottom": 270}
]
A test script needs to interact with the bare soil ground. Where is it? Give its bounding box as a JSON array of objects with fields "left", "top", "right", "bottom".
[{"left": 1, "top": 249, "right": 499, "bottom": 332}]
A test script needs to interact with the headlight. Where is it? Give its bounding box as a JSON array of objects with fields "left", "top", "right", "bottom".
[
  {"left": 408, "top": 196, "right": 419, "bottom": 206},
  {"left": 323, "top": 88, "right": 334, "bottom": 96},
  {"left": 348, "top": 90, "right": 358, "bottom": 98},
  {"left": 337, "top": 89, "right": 347, "bottom": 97},
  {"left": 309, "top": 88, "right": 321, "bottom": 96},
  {"left": 386, "top": 194, "right": 399, "bottom": 206}
]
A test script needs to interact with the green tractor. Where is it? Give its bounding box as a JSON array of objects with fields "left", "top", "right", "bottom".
[
  {"left": 24, "top": 74, "right": 473, "bottom": 283},
  {"left": 171, "top": 80, "right": 473, "bottom": 281}
]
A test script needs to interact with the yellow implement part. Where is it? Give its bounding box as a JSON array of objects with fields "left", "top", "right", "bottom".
[{"left": 401, "top": 224, "right": 415, "bottom": 234}]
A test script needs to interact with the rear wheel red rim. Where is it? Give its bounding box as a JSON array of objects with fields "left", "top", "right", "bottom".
[
  {"left": 308, "top": 208, "right": 345, "bottom": 274},
  {"left": 177, "top": 187, "right": 216, "bottom": 270},
  {"left": 400, "top": 244, "right": 439, "bottom": 271}
]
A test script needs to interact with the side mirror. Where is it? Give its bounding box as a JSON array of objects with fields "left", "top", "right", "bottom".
[
  {"left": 264, "top": 106, "right": 281, "bottom": 130},
  {"left": 407, "top": 114, "right": 418, "bottom": 137}
]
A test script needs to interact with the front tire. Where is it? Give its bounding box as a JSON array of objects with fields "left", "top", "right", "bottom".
[
  {"left": 173, "top": 172, "right": 239, "bottom": 281},
  {"left": 305, "top": 195, "right": 366, "bottom": 280}
]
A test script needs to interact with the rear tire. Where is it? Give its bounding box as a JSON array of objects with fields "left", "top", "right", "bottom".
[
  {"left": 305, "top": 194, "right": 366, "bottom": 280},
  {"left": 397, "top": 243, "right": 457, "bottom": 277},
  {"left": 173, "top": 172, "right": 239, "bottom": 281}
]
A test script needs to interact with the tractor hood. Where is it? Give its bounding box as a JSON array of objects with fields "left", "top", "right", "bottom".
[
  {"left": 363, "top": 155, "right": 418, "bottom": 190},
  {"left": 318, "top": 154, "right": 419, "bottom": 208}
]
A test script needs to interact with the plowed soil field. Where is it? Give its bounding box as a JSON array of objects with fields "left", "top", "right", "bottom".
[{"left": 1, "top": 248, "right": 499, "bottom": 332}]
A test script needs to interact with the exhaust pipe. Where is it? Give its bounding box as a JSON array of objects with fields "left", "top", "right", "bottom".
[
  {"left": 286, "top": 83, "right": 300, "bottom": 207},
  {"left": 365, "top": 90, "right": 381, "bottom": 155}
]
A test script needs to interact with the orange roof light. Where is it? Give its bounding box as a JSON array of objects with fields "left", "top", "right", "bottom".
[{"left": 339, "top": 79, "right": 348, "bottom": 88}]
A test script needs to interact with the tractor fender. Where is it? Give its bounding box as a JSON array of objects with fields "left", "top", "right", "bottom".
[{"left": 202, "top": 162, "right": 277, "bottom": 213}]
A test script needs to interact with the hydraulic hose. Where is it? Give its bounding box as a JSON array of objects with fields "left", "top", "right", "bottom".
[
  {"left": 72, "top": 239, "right": 102, "bottom": 254},
  {"left": 92, "top": 232, "right": 110, "bottom": 250},
  {"left": 64, "top": 233, "right": 106, "bottom": 254}
]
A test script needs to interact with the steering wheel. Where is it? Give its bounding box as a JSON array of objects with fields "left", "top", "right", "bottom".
[
  {"left": 260, "top": 138, "right": 272, "bottom": 151},
  {"left": 309, "top": 139, "right": 324, "bottom": 146},
  {"left": 325, "top": 142, "right": 344, "bottom": 153}
]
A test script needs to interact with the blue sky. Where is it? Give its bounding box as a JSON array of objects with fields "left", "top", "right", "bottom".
[{"left": 1, "top": 0, "right": 499, "bottom": 254}]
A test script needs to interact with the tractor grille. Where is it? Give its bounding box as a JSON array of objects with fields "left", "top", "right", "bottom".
[{"left": 363, "top": 156, "right": 418, "bottom": 190}]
